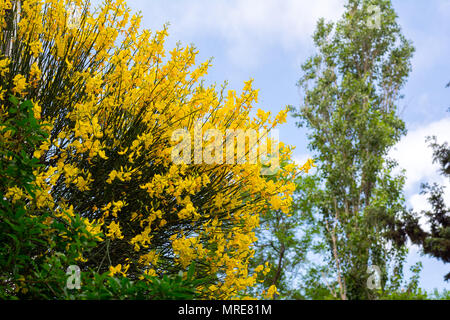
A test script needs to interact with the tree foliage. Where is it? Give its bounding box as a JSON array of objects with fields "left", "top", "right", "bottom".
[
  {"left": 250, "top": 159, "right": 318, "bottom": 299},
  {"left": 291, "top": 0, "right": 415, "bottom": 299}
]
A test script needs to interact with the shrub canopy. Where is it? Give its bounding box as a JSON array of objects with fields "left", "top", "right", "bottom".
[{"left": 0, "top": 0, "right": 303, "bottom": 299}]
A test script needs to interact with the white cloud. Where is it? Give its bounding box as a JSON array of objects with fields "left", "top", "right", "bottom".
[
  {"left": 131, "top": 0, "right": 345, "bottom": 69},
  {"left": 409, "top": 193, "right": 432, "bottom": 214},
  {"left": 409, "top": 193, "right": 433, "bottom": 232},
  {"left": 389, "top": 117, "right": 450, "bottom": 213},
  {"left": 293, "top": 153, "right": 311, "bottom": 167}
]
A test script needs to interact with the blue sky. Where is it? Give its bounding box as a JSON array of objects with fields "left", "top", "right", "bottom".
[{"left": 120, "top": 0, "right": 449, "bottom": 292}]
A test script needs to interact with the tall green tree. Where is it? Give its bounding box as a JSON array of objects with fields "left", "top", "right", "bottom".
[{"left": 291, "top": 0, "right": 414, "bottom": 299}]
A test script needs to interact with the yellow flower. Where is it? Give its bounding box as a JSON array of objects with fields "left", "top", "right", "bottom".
[
  {"left": 139, "top": 269, "right": 157, "bottom": 279},
  {"left": 243, "top": 78, "right": 253, "bottom": 91},
  {"left": 76, "top": 176, "right": 90, "bottom": 191},
  {"left": 1, "top": 0, "right": 303, "bottom": 299},
  {"left": 29, "top": 63, "right": 42, "bottom": 87},
  {"left": 265, "top": 285, "right": 279, "bottom": 298},
  {"left": 300, "top": 158, "right": 316, "bottom": 173},
  {"left": 106, "top": 221, "right": 124, "bottom": 240},
  {"left": 111, "top": 200, "right": 126, "bottom": 217},
  {"left": 29, "top": 40, "right": 43, "bottom": 58},
  {"left": 275, "top": 108, "right": 288, "bottom": 124},
  {"left": 5, "top": 186, "right": 24, "bottom": 203},
  {"left": 159, "top": 219, "right": 167, "bottom": 227},
  {"left": 12, "top": 74, "right": 27, "bottom": 96},
  {"left": 84, "top": 218, "right": 103, "bottom": 241},
  {"left": 0, "top": 58, "right": 10, "bottom": 77},
  {"left": 64, "top": 165, "right": 78, "bottom": 179},
  {"left": 31, "top": 100, "right": 42, "bottom": 119},
  {"left": 109, "top": 264, "right": 122, "bottom": 276},
  {"left": 269, "top": 196, "right": 282, "bottom": 211},
  {"left": 109, "top": 264, "right": 129, "bottom": 277},
  {"left": 98, "top": 149, "right": 108, "bottom": 159},
  {"left": 106, "top": 170, "right": 116, "bottom": 184},
  {"left": 254, "top": 265, "right": 264, "bottom": 273}
]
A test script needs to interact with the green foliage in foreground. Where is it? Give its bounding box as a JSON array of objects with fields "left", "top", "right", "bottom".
[{"left": 0, "top": 97, "right": 202, "bottom": 300}]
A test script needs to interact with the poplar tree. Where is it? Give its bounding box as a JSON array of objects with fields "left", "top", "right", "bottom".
[{"left": 291, "top": 0, "right": 414, "bottom": 299}]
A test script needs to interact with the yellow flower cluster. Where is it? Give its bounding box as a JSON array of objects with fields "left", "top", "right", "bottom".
[
  {"left": 300, "top": 158, "right": 316, "bottom": 173},
  {"left": 12, "top": 74, "right": 27, "bottom": 96},
  {"left": 106, "top": 221, "right": 124, "bottom": 240},
  {"left": 5, "top": 186, "right": 24, "bottom": 203},
  {"left": 109, "top": 263, "right": 130, "bottom": 277},
  {"left": 0, "top": 0, "right": 312, "bottom": 298}
]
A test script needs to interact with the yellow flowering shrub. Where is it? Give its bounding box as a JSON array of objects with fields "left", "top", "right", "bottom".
[{"left": 0, "top": 0, "right": 310, "bottom": 299}]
